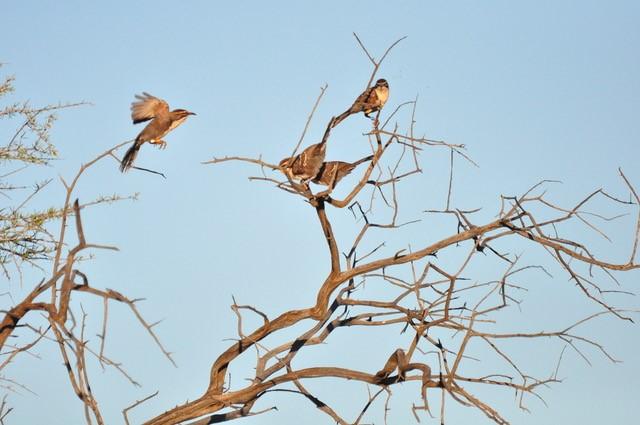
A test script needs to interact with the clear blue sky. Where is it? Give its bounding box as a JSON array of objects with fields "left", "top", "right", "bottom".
[{"left": 2, "top": 1, "right": 639, "bottom": 424}]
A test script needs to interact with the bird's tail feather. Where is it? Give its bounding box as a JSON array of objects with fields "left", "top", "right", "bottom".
[
  {"left": 353, "top": 155, "right": 375, "bottom": 167},
  {"left": 120, "top": 140, "right": 142, "bottom": 172},
  {"left": 332, "top": 109, "right": 352, "bottom": 128}
]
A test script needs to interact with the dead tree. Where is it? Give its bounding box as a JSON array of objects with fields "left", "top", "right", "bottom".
[
  {"left": 0, "top": 69, "right": 173, "bottom": 424},
  {"left": 3, "top": 39, "right": 637, "bottom": 424},
  {"left": 143, "top": 36, "right": 640, "bottom": 424}
]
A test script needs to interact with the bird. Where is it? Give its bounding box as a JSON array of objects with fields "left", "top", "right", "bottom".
[
  {"left": 332, "top": 78, "right": 389, "bottom": 127},
  {"left": 279, "top": 120, "right": 334, "bottom": 183},
  {"left": 279, "top": 141, "right": 327, "bottom": 182},
  {"left": 120, "top": 93, "right": 196, "bottom": 172},
  {"left": 312, "top": 155, "right": 374, "bottom": 187},
  {"left": 375, "top": 349, "right": 407, "bottom": 380}
]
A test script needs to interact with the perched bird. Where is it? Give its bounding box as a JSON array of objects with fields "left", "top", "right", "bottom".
[
  {"left": 279, "top": 140, "right": 327, "bottom": 182},
  {"left": 312, "top": 155, "right": 374, "bottom": 187},
  {"left": 332, "top": 78, "right": 389, "bottom": 127},
  {"left": 279, "top": 121, "right": 333, "bottom": 183},
  {"left": 120, "top": 93, "right": 196, "bottom": 172},
  {"left": 375, "top": 349, "right": 407, "bottom": 380}
]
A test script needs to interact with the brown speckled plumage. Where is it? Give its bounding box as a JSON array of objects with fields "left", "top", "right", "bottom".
[
  {"left": 279, "top": 141, "right": 328, "bottom": 182},
  {"left": 333, "top": 79, "right": 389, "bottom": 127},
  {"left": 312, "top": 155, "right": 374, "bottom": 187},
  {"left": 120, "top": 93, "right": 195, "bottom": 172}
]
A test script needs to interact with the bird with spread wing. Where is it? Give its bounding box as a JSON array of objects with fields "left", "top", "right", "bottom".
[{"left": 120, "top": 93, "right": 196, "bottom": 172}]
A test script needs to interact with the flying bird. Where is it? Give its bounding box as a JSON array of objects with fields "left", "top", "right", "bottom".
[
  {"left": 120, "top": 93, "right": 196, "bottom": 172},
  {"left": 332, "top": 79, "right": 389, "bottom": 127},
  {"left": 279, "top": 140, "right": 327, "bottom": 182},
  {"left": 312, "top": 155, "right": 374, "bottom": 187}
]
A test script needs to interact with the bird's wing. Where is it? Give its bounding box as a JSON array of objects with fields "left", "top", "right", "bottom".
[
  {"left": 131, "top": 92, "right": 170, "bottom": 124},
  {"left": 351, "top": 87, "right": 374, "bottom": 111},
  {"left": 364, "top": 87, "right": 381, "bottom": 107}
]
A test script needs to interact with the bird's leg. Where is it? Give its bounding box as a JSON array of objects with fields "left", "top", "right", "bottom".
[
  {"left": 301, "top": 180, "right": 313, "bottom": 193},
  {"left": 281, "top": 166, "right": 294, "bottom": 182},
  {"left": 373, "top": 109, "right": 382, "bottom": 128},
  {"left": 150, "top": 139, "right": 168, "bottom": 150}
]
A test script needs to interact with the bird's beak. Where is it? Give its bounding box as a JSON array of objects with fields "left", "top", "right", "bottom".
[{"left": 189, "top": 111, "right": 197, "bottom": 116}]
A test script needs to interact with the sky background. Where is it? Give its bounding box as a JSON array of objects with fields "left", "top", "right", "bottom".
[{"left": 2, "top": 1, "right": 640, "bottom": 424}]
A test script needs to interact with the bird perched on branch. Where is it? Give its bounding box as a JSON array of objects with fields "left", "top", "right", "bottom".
[
  {"left": 376, "top": 349, "right": 407, "bottom": 380},
  {"left": 120, "top": 93, "right": 196, "bottom": 172},
  {"left": 279, "top": 120, "right": 333, "bottom": 183},
  {"left": 332, "top": 78, "right": 389, "bottom": 127},
  {"left": 312, "top": 155, "right": 374, "bottom": 187},
  {"left": 279, "top": 140, "right": 327, "bottom": 182}
]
